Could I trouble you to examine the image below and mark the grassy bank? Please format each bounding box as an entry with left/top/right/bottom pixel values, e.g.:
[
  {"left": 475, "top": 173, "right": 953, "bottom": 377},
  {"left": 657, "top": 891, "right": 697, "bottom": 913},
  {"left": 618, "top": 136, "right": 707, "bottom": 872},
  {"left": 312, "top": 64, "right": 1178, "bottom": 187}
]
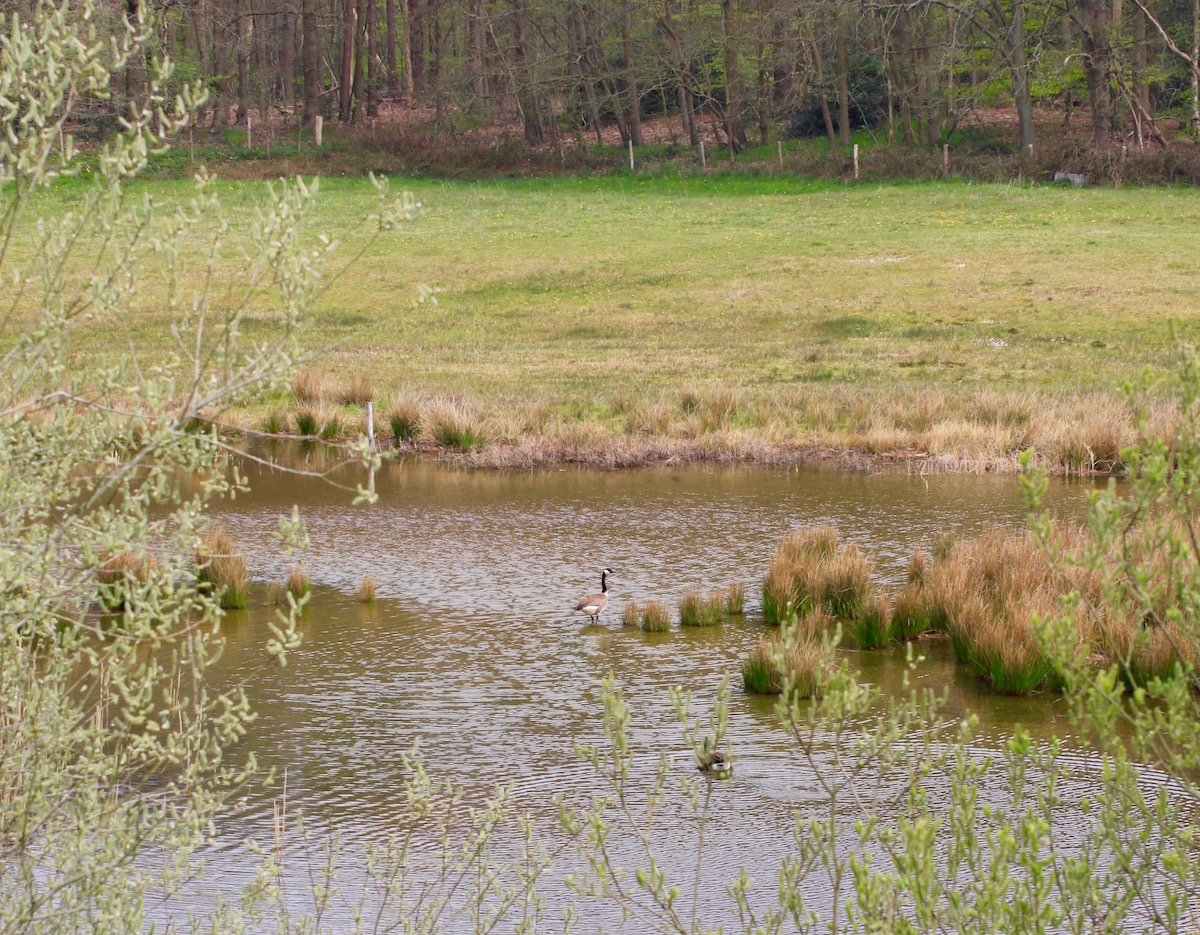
[{"left": 18, "top": 174, "right": 1200, "bottom": 471}]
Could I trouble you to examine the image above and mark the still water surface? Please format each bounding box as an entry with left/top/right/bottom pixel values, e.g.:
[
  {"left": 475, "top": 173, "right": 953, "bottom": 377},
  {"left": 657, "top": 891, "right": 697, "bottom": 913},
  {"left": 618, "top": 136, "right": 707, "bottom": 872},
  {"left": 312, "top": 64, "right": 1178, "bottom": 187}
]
[{"left": 182, "top": 456, "right": 1129, "bottom": 927}]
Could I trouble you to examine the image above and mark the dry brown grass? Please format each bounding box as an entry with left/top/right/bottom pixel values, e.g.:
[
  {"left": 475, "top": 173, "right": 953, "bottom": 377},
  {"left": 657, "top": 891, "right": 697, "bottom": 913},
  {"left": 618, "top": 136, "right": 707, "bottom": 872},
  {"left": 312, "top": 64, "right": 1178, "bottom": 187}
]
[
  {"left": 292, "top": 369, "right": 330, "bottom": 406},
  {"left": 743, "top": 628, "right": 829, "bottom": 698},
  {"left": 640, "top": 600, "right": 671, "bottom": 632},
  {"left": 924, "top": 526, "right": 1098, "bottom": 692},
  {"left": 725, "top": 582, "right": 746, "bottom": 615},
  {"left": 286, "top": 564, "right": 312, "bottom": 599},
  {"left": 358, "top": 575, "right": 377, "bottom": 603},
  {"left": 620, "top": 600, "right": 641, "bottom": 628},
  {"left": 196, "top": 526, "right": 249, "bottom": 610},
  {"left": 762, "top": 527, "right": 874, "bottom": 624},
  {"left": 341, "top": 375, "right": 375, "bottom": 407}
]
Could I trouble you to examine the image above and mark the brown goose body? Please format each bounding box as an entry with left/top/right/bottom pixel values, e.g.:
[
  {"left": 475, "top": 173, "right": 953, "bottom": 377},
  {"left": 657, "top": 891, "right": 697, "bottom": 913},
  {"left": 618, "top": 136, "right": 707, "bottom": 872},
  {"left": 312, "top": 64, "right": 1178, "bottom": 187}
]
[{"left": 574, "top": 568, "right": 613, "bottom": 623}]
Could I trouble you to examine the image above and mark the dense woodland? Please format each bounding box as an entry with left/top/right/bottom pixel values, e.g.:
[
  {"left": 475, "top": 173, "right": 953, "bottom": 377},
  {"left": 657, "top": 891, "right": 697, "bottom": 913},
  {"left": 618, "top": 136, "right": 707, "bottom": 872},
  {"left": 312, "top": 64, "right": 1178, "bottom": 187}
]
[{"left": 38, "top": 0, "right": 1200, "bottom": 157}]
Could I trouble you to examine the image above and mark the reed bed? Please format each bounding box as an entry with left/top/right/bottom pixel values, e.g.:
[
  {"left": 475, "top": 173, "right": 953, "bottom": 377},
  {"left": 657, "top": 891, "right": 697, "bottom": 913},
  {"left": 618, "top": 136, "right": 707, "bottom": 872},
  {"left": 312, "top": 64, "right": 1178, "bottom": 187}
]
[
  {"left": 639, "top": 601, "right": 671, "bottom": 632},
  {"left": 358, "top": 576, "right": 377, "bottom": 603},
  {"left": 678, "top": 590, "right": 724, "bottom": 627},
  {"left": 196, "top": 526, "right": 249, "bottom": 610},
  {"left": 920, "top": 527, "right": 1097, "bottom": 693},
  {"left": 620, "top": 600, "right": 641, "bottom": 628}
]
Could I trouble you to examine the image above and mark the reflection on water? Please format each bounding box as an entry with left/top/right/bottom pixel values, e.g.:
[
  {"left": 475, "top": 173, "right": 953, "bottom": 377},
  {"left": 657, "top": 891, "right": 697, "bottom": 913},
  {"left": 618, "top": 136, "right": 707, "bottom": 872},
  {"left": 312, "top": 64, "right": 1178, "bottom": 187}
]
[{"left": 187, "top": 456, "right": 1115, "bottom": 926}]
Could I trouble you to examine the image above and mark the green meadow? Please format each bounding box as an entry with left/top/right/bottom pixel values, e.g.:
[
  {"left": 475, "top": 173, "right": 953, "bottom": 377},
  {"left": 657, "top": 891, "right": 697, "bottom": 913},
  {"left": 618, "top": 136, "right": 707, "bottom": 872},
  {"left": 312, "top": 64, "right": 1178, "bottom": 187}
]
[{"left": 22, "top": 174, "right": 1200, "bottom": 468}]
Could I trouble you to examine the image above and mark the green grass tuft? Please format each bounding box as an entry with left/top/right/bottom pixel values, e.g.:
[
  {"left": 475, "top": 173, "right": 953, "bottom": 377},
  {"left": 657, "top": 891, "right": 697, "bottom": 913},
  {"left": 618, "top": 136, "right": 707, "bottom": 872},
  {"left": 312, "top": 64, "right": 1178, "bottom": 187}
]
[{"left": 678, "top": 590, "right": 724, "bottom": 627}]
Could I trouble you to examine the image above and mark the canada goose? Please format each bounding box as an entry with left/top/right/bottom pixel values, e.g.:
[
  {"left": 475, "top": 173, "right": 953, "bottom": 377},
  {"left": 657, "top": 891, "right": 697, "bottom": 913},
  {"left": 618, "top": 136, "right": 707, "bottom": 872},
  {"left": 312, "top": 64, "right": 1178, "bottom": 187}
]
[
  {"left": 574, "top": 568, "right": 614, "bottom": 623},
  {"left": 696, "top": 737, "right": 732, "bottom": 778}
]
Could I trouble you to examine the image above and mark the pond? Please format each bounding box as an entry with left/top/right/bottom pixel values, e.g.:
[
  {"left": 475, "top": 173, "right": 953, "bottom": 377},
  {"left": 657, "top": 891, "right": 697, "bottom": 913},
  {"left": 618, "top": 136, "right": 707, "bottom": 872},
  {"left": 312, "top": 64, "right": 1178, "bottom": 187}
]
[{"left": 178, "top": 454, "right": 1119, "bottom": 928}]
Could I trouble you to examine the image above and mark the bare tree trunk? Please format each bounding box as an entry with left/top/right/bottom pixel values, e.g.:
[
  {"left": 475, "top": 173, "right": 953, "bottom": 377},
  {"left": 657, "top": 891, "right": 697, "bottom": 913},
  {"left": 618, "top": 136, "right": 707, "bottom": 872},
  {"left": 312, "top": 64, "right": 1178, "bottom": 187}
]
[
  {"left": 431, "top": 0, "right": 444, "bottom": 124},
  {"left": 340, "top": 0, "right": 357, "bottom": 120},
  {"left": 400, "top": 0, "right": 415, "bottom": 103},
  {"left": 282, "top": 5, "right": 296, "bottom": 109},
  {"left": 210, "top": 6, "right": 233, "bottom": 136},
  {"left": 301, "top": 0, "right": 322, "bottom": 125},
  {"left": 721, "top": 0, "right": 747, "bottom": 152},
  {"left": 1078, "top": 0, "right": 1113, "bottom": 148},
  {"left": 408, "top": 0, "right": 424, "bottom": 96},
  {"left": 237, "top": 0, "right": 253, "bottom": 124},
  {"left": 510, "top": 0, "right": 545, "bottom": 144},
  {"left": 350, "top": 0, "right": 367, "bottom": 121},
  {"left": 468, "top": 0, "right": 486, "bottom": 107},
  {"left": 256, "top": 0, "right": 272, "bottom": 130},
  {"left": 836, "top": 10, "right": 851, "bottom": 146},
  {"left": 1194, "top": 0, "right": 1200, "bottom": 136},
  {"left": 386, "top": 0, "right": 399, "bottom": 94},
  {"left": 123, "top": 0, "right": 143, "bottom": 109},
  {"left": 568, "top": 6, "right": 603, "bottom": 142},
  {"left": 623, "top": 0, "right": 643, "bottom": 146},
  {"left": 1132, "top": 3, "right": 1148, "bottom": 120},
  {"left": 367, "top": 0, "right": 379, "bottom": 115},
  {"left": 814, "top": 39, "right": 838, "bottom": 152},
  {"left": 1009, "top": 0, "right": 1035, "bottom": 152}
]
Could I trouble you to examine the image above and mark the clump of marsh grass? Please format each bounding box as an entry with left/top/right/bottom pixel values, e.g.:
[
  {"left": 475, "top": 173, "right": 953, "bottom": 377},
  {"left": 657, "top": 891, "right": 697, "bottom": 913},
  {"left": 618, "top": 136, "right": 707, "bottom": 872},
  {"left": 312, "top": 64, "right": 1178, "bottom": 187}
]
[
  {"left": 358, "top": 576, "right": 377, "bottom": 603},
  {"left": 640, "top": 601, "right": 671, "bottom": 632},
  {"left": 889, "top": 550, "right": 934, "bottom": 641},
  {"left": 428, "top": 401, "right": 485, "bottom": 452},
  {"left": 742, "top": 620, "right": 831, "bottom": 698},
  {"left": 292, "top": 369, "right": 329, "bottom": 405},
  {"left": 620, "top": 600, "right": 641, "bottom": 628},
  {"left": 196, "top": 526, "right": 249, "bottom": 610},
  {"left": 262, "top": 408, "right": 289, "bottom": 436},
  {"left": 1034, "top": 394, "right": 1132, "bottom": 474},
  {"left": 265, "top": 582, "right": 285, "bottom": 605},
  {"left": 761, "top": 526, "right": 874, "bottom": 624},
  {"left": 388, "top": 398, "right": 423, "bottom": 443},
  {"left": 847, "top": 593, "right": 892, "bottom": 649},
  {"left": 319, "top": 408, "right": 342, "bottom": 439},
  {"left": 294, "top": 407, "right": 319, "bottom": 437},
  {"left": 97, "top": 553, "right": 159, "bottom": 611},
  {"left": 923, "top": 526, "right": 1099, "bottom": 693},
  {"left": 725, "top": 582, "right": 746, "bottom": 615},
  {"left": 286, "top": 564, "right": 312, "bottom": 599},
  {"left": 341, "top": 375, "right": 375, "bottom": 407},
  {"left": 678, "top": 589, "right": 724, "bottom": 627}
]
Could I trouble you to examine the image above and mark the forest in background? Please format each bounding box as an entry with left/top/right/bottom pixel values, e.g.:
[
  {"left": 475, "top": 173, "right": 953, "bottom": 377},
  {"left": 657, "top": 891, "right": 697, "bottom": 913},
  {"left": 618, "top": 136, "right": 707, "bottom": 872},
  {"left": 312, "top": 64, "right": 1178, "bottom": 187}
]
[{"left": 55, "top": 0, "right": 1200, "bottom": 167}]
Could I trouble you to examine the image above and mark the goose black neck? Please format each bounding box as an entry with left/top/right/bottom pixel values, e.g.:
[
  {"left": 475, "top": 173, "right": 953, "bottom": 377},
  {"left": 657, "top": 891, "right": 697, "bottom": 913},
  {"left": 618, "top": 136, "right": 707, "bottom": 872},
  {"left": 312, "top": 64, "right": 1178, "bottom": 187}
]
[{"left": 600, "top": 571, "right": 608, "bottom": 592}]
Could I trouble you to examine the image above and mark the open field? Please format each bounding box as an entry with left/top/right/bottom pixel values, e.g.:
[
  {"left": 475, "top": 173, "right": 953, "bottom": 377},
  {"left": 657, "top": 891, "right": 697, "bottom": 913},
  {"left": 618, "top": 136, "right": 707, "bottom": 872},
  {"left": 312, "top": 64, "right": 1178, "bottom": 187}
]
[{"left": 17, "top": 174, "right": 1200, "bottom": 470}]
